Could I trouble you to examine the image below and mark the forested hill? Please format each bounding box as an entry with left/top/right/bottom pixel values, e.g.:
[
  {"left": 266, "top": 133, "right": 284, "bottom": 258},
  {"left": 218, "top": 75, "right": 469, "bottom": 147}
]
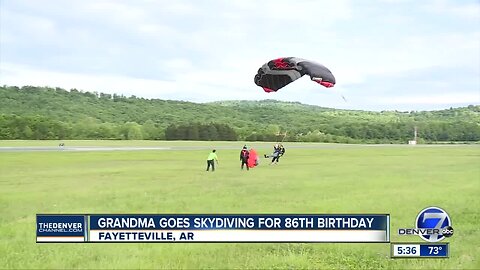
[{"left": 1, "top": 85, "right": 479, "bottom": 143}]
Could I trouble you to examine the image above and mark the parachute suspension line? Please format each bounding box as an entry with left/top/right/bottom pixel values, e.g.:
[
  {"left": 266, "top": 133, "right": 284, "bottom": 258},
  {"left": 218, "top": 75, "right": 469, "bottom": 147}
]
[
  {"left": 276, "top": 131, "right": 287, "bottom": 142},
  {"left": 275, "top": 131, "right": 287, "bottom": 142},
  {"left": 332, "top": 88, "right": 347, "bottom": 103},
  {"left": 281, "top": 131, "right": 287, "bottom": 143}
]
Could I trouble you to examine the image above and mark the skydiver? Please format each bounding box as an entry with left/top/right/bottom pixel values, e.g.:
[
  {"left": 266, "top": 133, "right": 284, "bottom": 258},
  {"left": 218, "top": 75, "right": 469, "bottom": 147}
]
[
  {"left": 264, "top": 144, "right": 281, "bottom": 165},
  {"left": 273, "top": 144, "right": 286, "bottom": 164}
]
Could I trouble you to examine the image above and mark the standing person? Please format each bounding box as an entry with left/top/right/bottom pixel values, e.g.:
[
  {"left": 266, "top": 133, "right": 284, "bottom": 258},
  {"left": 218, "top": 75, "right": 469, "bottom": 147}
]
[
  {"left": 206, "top": 149, "right": 218, "bottom": 172},
  {"left": 240, "top": 146, "right": 250, "bottom": 170}
]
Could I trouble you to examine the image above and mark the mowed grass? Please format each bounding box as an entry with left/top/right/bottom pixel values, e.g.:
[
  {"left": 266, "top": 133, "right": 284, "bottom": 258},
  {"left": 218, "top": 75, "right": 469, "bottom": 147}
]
[{"left": 0, "top": 141, "right": 479, "bottom": 269}]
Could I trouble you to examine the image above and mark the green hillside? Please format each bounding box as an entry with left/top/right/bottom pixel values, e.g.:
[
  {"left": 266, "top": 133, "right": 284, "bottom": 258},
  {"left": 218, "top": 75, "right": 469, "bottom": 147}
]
[{"left": 1, "top": 85, "right": 479, "bottom": 142}]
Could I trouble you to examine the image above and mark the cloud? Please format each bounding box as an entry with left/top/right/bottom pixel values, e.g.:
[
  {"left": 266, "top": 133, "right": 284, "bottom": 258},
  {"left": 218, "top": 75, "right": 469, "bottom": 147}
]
[
  {"left": 0, "top": 0, "right": 479, "bottom": 111},
  {"left": 422, "top": 0, "right": 480, "bottom": 20},
  {"left": 0, "top": 63, "right": 176, "bottom": 97},
  {"left": 0, "top": 9, "right": 58, "bottom": 44}
]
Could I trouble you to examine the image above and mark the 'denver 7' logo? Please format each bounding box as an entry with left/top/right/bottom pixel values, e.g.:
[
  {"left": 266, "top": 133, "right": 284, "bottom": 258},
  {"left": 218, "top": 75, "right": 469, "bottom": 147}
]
[{"left": 416, "top": 207, "right": 454, "bottom": 242}]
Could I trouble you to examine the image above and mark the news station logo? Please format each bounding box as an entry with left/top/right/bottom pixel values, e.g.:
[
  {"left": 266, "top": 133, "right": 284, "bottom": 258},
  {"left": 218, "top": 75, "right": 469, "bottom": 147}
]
[
  {"left": 37, "top": 215, "right": 87, "bottom": 242},
  {"left": 398, "top": 207, "right": 454, "bottom": 242}
]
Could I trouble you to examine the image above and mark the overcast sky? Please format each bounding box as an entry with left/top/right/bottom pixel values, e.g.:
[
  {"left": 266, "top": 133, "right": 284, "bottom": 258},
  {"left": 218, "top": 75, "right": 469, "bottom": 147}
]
[{"left": 1, "top": 0, "right": 479, "bottom": 111}]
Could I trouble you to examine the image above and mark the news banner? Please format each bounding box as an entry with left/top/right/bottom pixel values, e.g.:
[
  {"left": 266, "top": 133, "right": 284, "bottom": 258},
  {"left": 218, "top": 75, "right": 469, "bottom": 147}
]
[
  {"left": 37, "top": 214, "right": 389, "bottom": 243},
  {"left": 37, "top": 207, "right": 453, "bottom": 259}
]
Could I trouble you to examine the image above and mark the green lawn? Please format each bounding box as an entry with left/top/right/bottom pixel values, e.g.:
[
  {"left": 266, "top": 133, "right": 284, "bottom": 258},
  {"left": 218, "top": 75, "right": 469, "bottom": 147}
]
[{"left": 1, "top": 141, "right": 479, "bottom": 269}]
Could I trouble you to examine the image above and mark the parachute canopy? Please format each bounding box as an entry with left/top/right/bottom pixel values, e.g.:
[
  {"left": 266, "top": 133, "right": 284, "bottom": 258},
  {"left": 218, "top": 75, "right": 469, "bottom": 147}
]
[
  {"left": 254, "top": 57, "right": 336, "bottom": 93},
  {"left": 247, "top": 148, "right": 258, "bottom": 168}
]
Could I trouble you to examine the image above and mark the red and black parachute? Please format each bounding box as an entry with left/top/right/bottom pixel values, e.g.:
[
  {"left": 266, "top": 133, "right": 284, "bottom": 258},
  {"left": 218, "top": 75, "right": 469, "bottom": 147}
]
[{"left": 254, "top": 57, "right": 336, "bottom": 92}]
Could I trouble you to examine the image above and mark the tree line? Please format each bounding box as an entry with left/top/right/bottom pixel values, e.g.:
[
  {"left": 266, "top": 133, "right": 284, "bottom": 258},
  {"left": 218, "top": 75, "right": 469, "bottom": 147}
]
[
  {"left": 165, "top": 123, "right": 237, "bottom": 141},
  {"left": 1, "top": 85, "right": 479, "bottom": 143}
]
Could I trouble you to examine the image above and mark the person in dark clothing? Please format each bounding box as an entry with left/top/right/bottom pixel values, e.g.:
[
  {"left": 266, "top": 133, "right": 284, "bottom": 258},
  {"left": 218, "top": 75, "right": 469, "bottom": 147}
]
[
  {"left": 240, "top": 145, "right": 250, "bottom": 170},
  {"left": 264, "top": 144, "right": 280, "bottom": 165},
  {"left": 273, "top": 144, "right": 286, "bottom": 164},
  {"left": 264, "top": 144, "right": 285, "bottom": 165}
]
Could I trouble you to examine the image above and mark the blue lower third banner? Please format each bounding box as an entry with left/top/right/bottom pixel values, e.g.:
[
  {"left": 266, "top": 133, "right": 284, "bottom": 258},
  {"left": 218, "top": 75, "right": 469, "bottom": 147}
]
[
  {"left": 37, "top": 214, "right": 390, "bottom": 243},
  {"left": 90, "top": 214, "right": 389, "bottom": 243},
  {"left": 36, "top": 215, "right": 87, "bottom": 242}
]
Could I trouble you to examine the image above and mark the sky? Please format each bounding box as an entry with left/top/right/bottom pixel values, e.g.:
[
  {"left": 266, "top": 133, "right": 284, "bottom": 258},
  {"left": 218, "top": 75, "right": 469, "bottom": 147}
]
[{"left": 0, "top": 0, "right": 479, "bottom": 111}]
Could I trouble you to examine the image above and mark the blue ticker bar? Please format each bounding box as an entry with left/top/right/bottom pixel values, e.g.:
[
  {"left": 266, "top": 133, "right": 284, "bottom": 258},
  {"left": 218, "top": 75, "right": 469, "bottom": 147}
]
[{"left": 420, "top": 244, "right": 448, "bottom": 257}]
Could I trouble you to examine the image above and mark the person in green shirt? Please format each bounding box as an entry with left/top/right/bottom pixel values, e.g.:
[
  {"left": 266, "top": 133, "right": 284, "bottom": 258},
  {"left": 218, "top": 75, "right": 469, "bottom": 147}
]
[{"left": 206, "top": 149, "right": 219, "bottom": 171}]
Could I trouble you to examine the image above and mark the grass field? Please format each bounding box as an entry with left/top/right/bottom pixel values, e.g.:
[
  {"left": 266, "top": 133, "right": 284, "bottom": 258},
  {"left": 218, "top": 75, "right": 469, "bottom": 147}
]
[{"left": 1, "top": 141, "right": 479, "bottom": 269}]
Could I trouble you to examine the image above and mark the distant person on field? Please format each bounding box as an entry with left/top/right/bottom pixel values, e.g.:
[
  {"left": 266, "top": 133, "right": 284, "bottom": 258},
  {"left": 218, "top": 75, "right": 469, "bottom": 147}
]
[
  {"left": 206, "top": 149, "right": 219, "bottom": 172},
  {"left": 240, "top": 145, "right": 250, "bottom": 170}
]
